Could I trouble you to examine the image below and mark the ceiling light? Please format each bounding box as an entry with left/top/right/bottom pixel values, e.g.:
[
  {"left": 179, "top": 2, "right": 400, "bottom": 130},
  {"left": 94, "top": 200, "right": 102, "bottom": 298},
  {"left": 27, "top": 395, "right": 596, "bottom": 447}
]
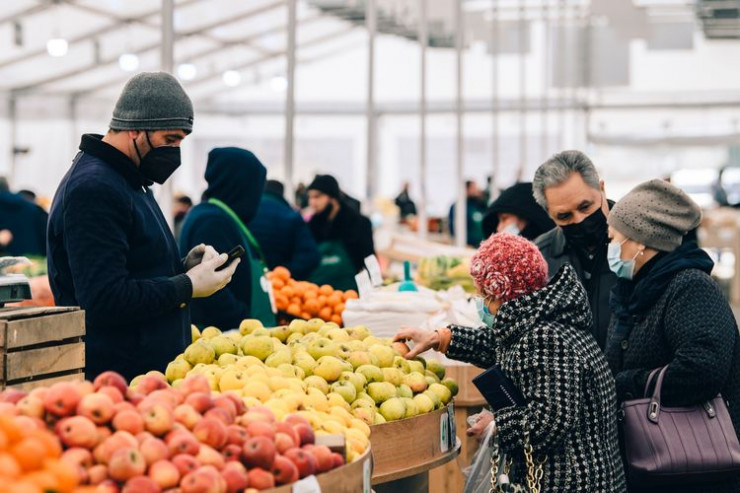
[
  {"left": 177, "top": 63, "right": 197, "bottom": 81},
  {"left": 270, "top": 75, "right": 288, "bottom": 92},
  {"left": 47, "top": 38, "right": 68, "bottom": 57},
  {"left": 222, "top": 70, "right": 242, "bottom": 87},
  {"left": 118, "top": 53, "right": 140, "bottom": 72}
]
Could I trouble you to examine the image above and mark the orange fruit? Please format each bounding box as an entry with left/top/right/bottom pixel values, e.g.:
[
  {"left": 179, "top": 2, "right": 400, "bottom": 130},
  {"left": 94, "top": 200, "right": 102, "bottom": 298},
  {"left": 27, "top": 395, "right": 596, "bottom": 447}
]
[
  {"left": 287, "top": 304, "right": 302, "bottom": 317},
  {"left": 44, "top": 459, "right": 79, "bottom": 492},
  {"left": 281, "top": 286, "right": 295, "bottom": 300},
  {"left": 304, "top": 299, "right": 320, "bottom": 315},
  {"left": 0, "top": 452, "right": 21, "bottom": 478},
  {"left": 318, "top": 307, "right": 333, "bottom": 321},
  {"left": 266, "top": 272, "right": 275, "bottom": 280},
  {"left": 275, "top": 294, "right": 289, "bottom": 311},
  {"left": 0, "top": 416, "right": 24, "bottom": 444},
  {"left": 331, "top": 315, "right": 343, "bottom": 326},
  {"left": 7, "top": 480, "right": 43, "bottom": 493},
  {"left": 0, "top": 429, "right": 9, "bottom": 450},
  {"left": 344, "top": 290, "right": 359, "bottom": 300},
  {"left": 274, "top": 266, "right": 291, "bottom": 281},
  {"left": 10, "top": 437, "right": 47, "bottom": 472},
  {"left": 317, "top": 296, "right": 327, "bottom": 309},
  {"left": 272, "top": 279, "right": 285, "bottom": 290},
  {"left": 290, "top": 297, "right": 301, "bottom": 307},
  {"left": 300, "top": 312, "right": 312, "bottom": 320},
  {"left": 334, "top": 303, "right": 345, "bottom": 315},
  {"left": 326, "top": 294, "right": 342, "bottom": 308},
  {"left": 303, "top": 290, "right": 317, "bottom": 301},
  {"left": 292, "top": 284, "right": 305, "bottom": 299},
  {"left": 23, "top": 470, "right": 59, "bottom": 491},
  {"left": 319, "top": 285, "right": 333, "bottom": 296},
  {"left": 27, "top": 431, "right": 61, "bottom": 459}
]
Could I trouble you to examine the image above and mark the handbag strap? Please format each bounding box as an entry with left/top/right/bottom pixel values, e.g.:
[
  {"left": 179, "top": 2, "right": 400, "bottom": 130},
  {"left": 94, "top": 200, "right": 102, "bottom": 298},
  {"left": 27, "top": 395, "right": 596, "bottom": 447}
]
[
  {"left": 643, "top": 368, "right": 663, "bottom": 397},
  {"left": 647, "top": 366, "right": 669, "bottom": 423}
]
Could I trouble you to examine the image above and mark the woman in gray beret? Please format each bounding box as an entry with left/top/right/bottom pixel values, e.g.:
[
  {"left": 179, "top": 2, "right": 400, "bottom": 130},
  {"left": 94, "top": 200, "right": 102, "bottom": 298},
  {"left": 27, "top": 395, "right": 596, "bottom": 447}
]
[{"left": 606, "top": 179, "right": 740, "bottom": 493}]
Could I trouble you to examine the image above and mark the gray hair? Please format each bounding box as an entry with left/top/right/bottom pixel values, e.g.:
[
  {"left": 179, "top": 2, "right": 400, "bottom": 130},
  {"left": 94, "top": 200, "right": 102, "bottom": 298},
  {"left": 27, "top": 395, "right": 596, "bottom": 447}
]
[{"left": 532, "top": 150, "right": 601, "bottom": 209}]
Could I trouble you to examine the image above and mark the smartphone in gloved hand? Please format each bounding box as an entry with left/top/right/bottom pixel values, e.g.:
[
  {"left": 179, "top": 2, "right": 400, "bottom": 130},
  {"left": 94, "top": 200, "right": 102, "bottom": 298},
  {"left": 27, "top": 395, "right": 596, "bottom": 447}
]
[{"left": 216, "top": 245, "right": 245, "bottom": 272}]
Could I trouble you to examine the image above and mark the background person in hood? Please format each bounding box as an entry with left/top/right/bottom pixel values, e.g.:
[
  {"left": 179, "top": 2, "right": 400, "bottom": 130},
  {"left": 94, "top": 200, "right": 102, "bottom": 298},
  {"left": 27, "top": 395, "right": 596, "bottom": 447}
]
[
  {"left": 448, "top": 180, "right": 487, "bottom": 247},
  {"left": 179, "top": 147, "right": 276, "bottom": 329},
  {"left": 248, "top": 179, "right": 320, "bottom": 280},
  {"left": 307, "top": 174, "right": 375, "bottom": 291},
  {"left": 0, "top": 176, "right": 47, "bottom": 257},
  {"left": 532, "top": 150, "right": 616, "bottom": 349},
  {"left": 482, "top": 182, "right": 555, "bottom": 240}
]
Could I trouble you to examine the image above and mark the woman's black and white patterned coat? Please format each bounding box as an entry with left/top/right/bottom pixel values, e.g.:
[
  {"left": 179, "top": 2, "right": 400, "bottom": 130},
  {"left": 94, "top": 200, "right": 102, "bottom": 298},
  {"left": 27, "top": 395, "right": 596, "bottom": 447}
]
[{"left": 448, "top": 264, "right": 626, "bottom": 493}]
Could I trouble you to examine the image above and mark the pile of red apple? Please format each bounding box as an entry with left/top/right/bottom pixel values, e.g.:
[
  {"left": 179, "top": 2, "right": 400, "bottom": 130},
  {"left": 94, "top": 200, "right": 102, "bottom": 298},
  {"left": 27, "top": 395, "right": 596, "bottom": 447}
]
[{"left": 0, "top": 371, "right": 348, "bottom": 493}]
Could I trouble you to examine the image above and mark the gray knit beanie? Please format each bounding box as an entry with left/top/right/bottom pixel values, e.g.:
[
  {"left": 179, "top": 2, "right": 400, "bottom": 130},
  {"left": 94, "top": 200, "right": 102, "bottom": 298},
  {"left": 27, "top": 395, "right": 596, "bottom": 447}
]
[
  {"left": 608, "top": 179, "right": 702, "bottom": 252},
  {"left": 110, "top": 72, "right": 193, "bottom": 133}
]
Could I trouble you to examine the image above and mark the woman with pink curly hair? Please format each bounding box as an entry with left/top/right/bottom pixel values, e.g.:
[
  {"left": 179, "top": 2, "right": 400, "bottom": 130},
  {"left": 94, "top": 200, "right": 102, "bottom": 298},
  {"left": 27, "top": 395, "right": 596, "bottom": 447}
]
[{"left": 395, "top": 233, "right": 625, "bottom": 492}]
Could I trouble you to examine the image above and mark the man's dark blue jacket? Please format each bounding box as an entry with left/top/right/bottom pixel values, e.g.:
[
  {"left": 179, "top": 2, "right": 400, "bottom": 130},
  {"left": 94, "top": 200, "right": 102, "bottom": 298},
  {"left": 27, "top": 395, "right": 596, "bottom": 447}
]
[
  {"left": 0, "top": 191, "right": 47, "bottom": 257},
  {"left": 248, "top": 191, "right": 320, "bottom": 280},
  {"left": 47, "top": 134, "right": 192, "bottom": 381},
  {"left": 179, "top": 147, "right": 265, "bottom": 330}
]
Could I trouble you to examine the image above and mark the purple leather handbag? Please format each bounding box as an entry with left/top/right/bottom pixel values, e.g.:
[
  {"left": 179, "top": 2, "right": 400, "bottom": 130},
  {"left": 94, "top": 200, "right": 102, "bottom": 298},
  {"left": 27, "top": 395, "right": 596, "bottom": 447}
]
[{"left": 621, "top": 366, "right": 740, "bottom": 485}]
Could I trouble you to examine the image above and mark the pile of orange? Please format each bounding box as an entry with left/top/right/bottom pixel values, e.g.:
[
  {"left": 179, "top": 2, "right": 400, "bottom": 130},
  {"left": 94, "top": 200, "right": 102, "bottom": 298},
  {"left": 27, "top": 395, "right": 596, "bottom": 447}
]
[
  {"left": 0, "top": 413, "right": 79, "bottom": 493},
  {"left": 268, "top": 267, "right": 359, "bottom": 325}
]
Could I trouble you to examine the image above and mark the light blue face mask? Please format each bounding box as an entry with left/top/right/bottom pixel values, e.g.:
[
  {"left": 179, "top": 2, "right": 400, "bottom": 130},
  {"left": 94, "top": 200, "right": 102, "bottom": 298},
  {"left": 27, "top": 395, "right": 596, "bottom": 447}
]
[
  {"left": 607, "top": 240, "right": 639, "bottom": 280},
  {"left": 501, "top": 222, "right": 521, "bottom": 236},
  {"left": 475, "top": 297, "right": 497, "bottom": 327}
]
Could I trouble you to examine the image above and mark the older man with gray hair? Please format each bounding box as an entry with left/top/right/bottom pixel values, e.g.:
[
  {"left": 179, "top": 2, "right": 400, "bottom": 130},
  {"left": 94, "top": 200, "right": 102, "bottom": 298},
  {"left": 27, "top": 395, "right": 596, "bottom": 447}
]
[{"left": 532, "top": 150, "right": 617, "bottom": 349}]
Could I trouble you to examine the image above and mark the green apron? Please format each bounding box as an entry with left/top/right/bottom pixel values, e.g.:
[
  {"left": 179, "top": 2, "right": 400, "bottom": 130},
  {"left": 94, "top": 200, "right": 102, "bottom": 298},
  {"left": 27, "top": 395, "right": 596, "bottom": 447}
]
[
  {"left": 308, "top": 240, "right": 358, "bottom": 292},
  {"left": 208, "top": 198, "right": 276, "bottom": 327}
]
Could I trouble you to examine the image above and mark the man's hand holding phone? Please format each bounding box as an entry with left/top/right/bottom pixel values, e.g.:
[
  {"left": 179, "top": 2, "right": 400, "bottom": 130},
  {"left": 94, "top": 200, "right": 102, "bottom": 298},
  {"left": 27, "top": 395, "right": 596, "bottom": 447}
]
[{"left": 186, "top": 246, "right": 242, "bottom": 298}]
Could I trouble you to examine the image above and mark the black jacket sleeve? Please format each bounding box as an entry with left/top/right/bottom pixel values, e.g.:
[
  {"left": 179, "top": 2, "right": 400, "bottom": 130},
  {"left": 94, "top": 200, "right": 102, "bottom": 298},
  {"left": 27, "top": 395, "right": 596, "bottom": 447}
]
[
  {"left": 345, "top": 216, "right": 375, "bottom": 272},
  {"left": 446, "top": 324, "right": 498, "bottom": 369},
  {"left": 182, "top": 214, "right": 251, "bottom": 329},
  {"left": 62, "top": 181, "right": 191, "bottom": 329}
]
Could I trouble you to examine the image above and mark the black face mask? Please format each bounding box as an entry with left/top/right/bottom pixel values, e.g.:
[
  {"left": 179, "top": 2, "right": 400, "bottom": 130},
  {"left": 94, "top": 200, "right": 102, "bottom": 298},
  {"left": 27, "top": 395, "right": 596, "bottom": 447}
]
[
  {"left": 561, "top": 205, "right": 608, "bottom": 252},
  {"left": 134, "top": 132, "right": 181, "bottom": 185}
]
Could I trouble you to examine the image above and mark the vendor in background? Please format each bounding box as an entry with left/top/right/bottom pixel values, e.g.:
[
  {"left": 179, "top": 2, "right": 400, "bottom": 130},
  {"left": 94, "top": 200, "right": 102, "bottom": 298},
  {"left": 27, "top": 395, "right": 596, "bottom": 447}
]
[
  {"left": 532, "top": 150, "right": 616, "bottom": 349},
  {"left": 180, "top": 148, "right": 276, "bottom": 329},
  {"left": 394, "top": 181, "right": 417, "bottom": 220},
  {"left": 48, "top": 73, "right": 238, "bottom": 381},
  {"left": 248, "top": 179, "right": 320, "bottom": 280},
  {"left": 395, "top": 234, "right": 626, "bottom": 492},
  {"left": 0, "top": 177, "right": 48, "bottom": 257},
  {"left": 482, "top": 181, "right": 555, "bottom": 240},
  {"left": 307, "top": 174, "right": 375, "bottom": 291},
  {"left": 173, "top": 194, "right": 192, "bottom": 240},
  {"left": 449, "top": 180, "right": 486, "bottom": 247}
]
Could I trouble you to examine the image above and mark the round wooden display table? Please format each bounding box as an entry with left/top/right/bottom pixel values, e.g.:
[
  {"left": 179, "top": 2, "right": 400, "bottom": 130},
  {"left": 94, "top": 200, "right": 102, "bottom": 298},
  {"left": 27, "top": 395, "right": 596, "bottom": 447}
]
[
  {"left": 429, "top": 364, "right": 487, "bottom": 493},
  {"left": 371, "top": 405, "right": 461, "bottom": 493},
  {"left": 266, "top": 446, "right": 372, "bottom": 493}
]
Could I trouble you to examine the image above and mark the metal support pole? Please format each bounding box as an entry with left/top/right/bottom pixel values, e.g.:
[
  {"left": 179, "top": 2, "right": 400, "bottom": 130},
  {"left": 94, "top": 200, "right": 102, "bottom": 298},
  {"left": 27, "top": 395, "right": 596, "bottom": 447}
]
[
  {"left": 541, "top": 0, "right": 549, "bottom": 160},
  {"left": 559, "top": 0, "right": 567, "bottom": 149},
  {"left": 160, "top": 0, "right": 175, "bottom": 230},
  {"left": 8, "top": 96, "right": 17, "bottom": 188},
  {"left": 454, "top": 0, "right": 466, "bottom": 248},
  {"left": 418, "top": 0, "right": 428, "bottom": 240},
  {"left": 491, "top": 0, "right": 500, "bottom": 201},
  {"left": 285, "top": 0, "right": 297, "bottom": 203},
  {"left": 517, "top": 0, "right": 527, "bottom": 181},
  {"left": 366, "top": 0, "right": 376, "bottom": 202}
]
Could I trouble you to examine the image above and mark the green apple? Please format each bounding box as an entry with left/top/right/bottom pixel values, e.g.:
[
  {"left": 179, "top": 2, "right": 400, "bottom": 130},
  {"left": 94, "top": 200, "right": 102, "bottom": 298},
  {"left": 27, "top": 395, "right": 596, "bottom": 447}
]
[
  {"left": 401, "top": 398, "right": 419, "bottom": 418},
  {"left": 165, "top": 359, "right": 191, "bottom": 383},
  {"left": 252, "top": 328, "right": 270, "bottom": 337},
  {"left": 356, "top": 365, "right": 384, "bottom": 384},
  {"left": 367, "top": 382, "right": 397, "bottom": 404},
  {"left": 336, "top": 343, "right": 353, "bottom": 360},
  {"left": 330, "top": 381, "right": 357, "bottom": 404},
  {"left": 313, "top": 356, "right": 346, "bottom": 382},
  {"left": 392, "top": 356, "right": 411, "bottom": 374},
  {"left": 396, "top": 384, "right": 413, "bottom": 399},
  {"left": 339, "top": 371, "right": 366, "bottom": 394},
  {"left": 351, "top": 395, "right": 375, "bottom": 409},
  {"left": 305, "top": 318, "right": 324, "bottom": 333},
  {"left": 289, "top": 319, "right": 309, "bottom": 334},
  {"left": 217, "top": 353, "right": 239, "bottom": 367},
  {"left": 347, "top": 340, "right": 367, "bottom": 351},
  {"left": 381, "top": 368, "right": 403, "bottom": 387},
  {"left": 235, "top": 355, "right": 263, "bottom": 369},
  {"left": 327, "top": 328, "right": 351, "bottom": 342},
  {"left": 363, "top": 336, "right": 386, "bottom": 347},
  {"left": 347, "top": 351, "right": 373, "bottom": 370},
  {"left": 428, "top": 383, "right": 453, "bottom": 405},
  {"left": 407, "top": 359, "right": 425, "bottom": 374},
  {"left": 294, "top": 356, "right": 317, "bottom": 376},
  {"left": 347, "top": 325, "right": 371, "bottom": 341},
  {"left": 241, "top": 335, "right": 275, "bottom": 361},
  {"left": 200, "top": 326, "right": 222, "bottom": 339},
  {"left": 265, "top": 348, "right": 292, "bottom": 368},
  {"left": 210, "top": 336, "right": 238, "bottom": 358},
  {"left": 413, "top": 393, "right": 435, "bottom": 414},
  {"left": 277, "top": 363, "right": 303, "bottom": 379},
  {"left": 191, "top": 325, "right": 201, "bottom": 343},
  {"left": 307, "top": 338, "right": 338, "bottom": 361},
  {"left": 423, "top": 389, "right": 442, "bottom": 409},
  {"left": 442, "top": 378, "right": 459, "bottom": 397},
  {"left": 369, "top": 345, "right": 395, "bottom": 368},
  {"left": 239, "top": 319, "right": 264, "bottom": 336},
  {"left": 304, "top": 375, "right": 330, "bottom": 395},
  {"left": 404, "top": 372, "right": 429, "bottom": 393},
  {"left": 218, "top": 369, "right": 249, "bottom": 392},
  {"left": 425, "top": 370, "right": 441, "bottom": 383},
  {"left": 373, "top": 412, "right": 387, "bottom": 425},
  {"left": 287, "top": 332, "right": 304, "bottom": 344},
  {"left": 184, "top": 341, "right": 216, "bottom": 365},
  {"left": 379, "top": 397, "right": 406, "bottom": 421},
  {"left": 352, "top": 406, "right": 375, "bottom": 426},
  {"left": 269, "top": 326, "right": 292, "bottom": 343},
  {"left": 426, "top": 359, "right": 446, "bottom": 380}
]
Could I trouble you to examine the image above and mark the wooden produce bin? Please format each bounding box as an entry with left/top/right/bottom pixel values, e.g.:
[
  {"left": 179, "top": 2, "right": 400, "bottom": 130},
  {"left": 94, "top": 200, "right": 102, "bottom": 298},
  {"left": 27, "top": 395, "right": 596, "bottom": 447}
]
[
  {"left": 429, "top": 364, "right": 486, "bottom": 493},
  {"left": 372, "top": 405, "right": 461, "bottom": 493},
  {"left": 266, "top": 446, "right": 372, "bottom": 493},
  {"left": 0, "top": 306, "right": 85, "bottom": 390}
]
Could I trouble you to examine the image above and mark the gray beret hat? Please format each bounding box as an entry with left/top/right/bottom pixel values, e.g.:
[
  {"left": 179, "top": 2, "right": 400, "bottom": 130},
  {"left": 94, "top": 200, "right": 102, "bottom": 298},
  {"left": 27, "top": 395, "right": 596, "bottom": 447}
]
[
  {"left": 608, "top": 179, "right": 702, "bottom": 252},
  {"left": 110, "top": 72, "right": 193, "bottom": 133}
]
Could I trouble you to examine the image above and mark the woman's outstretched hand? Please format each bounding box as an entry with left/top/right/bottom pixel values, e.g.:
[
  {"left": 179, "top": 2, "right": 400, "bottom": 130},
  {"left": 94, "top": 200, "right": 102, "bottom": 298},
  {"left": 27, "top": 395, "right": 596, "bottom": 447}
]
[{"left": 394, "top": 326, "right": 440, "bottom": 359}]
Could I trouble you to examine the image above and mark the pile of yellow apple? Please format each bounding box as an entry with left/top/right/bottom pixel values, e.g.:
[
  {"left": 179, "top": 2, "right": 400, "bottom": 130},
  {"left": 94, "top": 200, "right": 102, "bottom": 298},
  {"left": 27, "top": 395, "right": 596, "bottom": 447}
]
[{"left": 161, "top": 320, "right": 457, "bottom": 459}]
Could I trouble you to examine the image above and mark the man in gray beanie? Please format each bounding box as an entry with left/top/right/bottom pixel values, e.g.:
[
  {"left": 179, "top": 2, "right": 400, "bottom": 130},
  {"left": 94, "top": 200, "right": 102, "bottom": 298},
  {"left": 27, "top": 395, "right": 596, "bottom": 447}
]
[{"left": 47, "top": 72, "right": 239, "bottom": 381}]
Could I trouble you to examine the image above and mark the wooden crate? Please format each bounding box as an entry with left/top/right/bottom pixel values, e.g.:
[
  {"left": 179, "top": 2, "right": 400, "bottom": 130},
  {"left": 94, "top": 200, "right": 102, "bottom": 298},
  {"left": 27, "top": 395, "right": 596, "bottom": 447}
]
[
  {"left": 266, "top": 446, "right": 372, "bottom": 493},
  {"left": 0, "top": 306, "right": 85, "bottom": 390}
]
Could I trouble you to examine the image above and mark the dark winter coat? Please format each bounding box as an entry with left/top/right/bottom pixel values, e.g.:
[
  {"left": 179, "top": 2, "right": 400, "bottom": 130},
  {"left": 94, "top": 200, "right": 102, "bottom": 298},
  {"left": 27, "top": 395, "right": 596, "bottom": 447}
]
[
  {"left": 179, "top": 148, "right": 265, "bottom": 330},
  {"left": 448, "top": 264, "right": 626, "bottom": 492},
  {"left": 606, "top": 242, "right": 740, "bottom": 493},
  {"left": 449, "top": 197, "right": 486, "bottom": 247},
  {"left": 535, "top": 225, "right": 616, "bottom": 349},
  {"left": 248, "top": 191, "right": 320, "bottom": 280},
  {"left": 482, "top": 182, "right": 555, "bottom": 240},
  {"left": 48, "top": 134, "right": 192, "bottom": 381},
  {"left": 308, "top": 202, "right": 375, "bottom": 272},
  {"left": 0, "top": 191, "right": 48, "bottom": 257}
]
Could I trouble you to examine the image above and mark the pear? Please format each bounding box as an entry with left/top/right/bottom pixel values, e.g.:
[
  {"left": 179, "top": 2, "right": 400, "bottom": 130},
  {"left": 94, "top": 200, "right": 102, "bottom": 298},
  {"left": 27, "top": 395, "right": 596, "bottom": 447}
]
[
  {"left": 396, "top": 383, "right": 413, "bottom": 399},
  {"left": 201, "top": 326, "right": 222, "bottom": 339},
  {"left": 217, "top": 353, "right": 239, "bottom": 367},
  {"left": 184, "top": 341, "right": 216, "bottom": 365},
  {"left": 304, "top": 375, "right": 330, "bottom": 395},
  {"left": 313, "top": 356, "right": 346, "bottom": 382},
  {"left": 369, "top": 344, "right": 395, "bottom": 368},
  {"left": 330, "top": 381, "right": 357, "bottom": 404},
  {"left": 241, "top": 335, "right": 274, "bottom": 361},
  {"left": 210, "top": 336, "right": 238, "bottom": 358},
  {"left": 265, "top": 348, "right": 292, "bottom": 368},
  {"left": 428, "top": 383, "right": 453, "bottom": 405},
  {"left": 367, "top": 382, "right": 397, "bottom": 405},
  {"left": 269, "top": 325, "right": 292, "bottom": 343},
  {"left": 239, "top": 319, "right": 264, "bottom": 336},
  {"left": 401, "top": 397, "right": 419, "bottom": 418},
  {"left": 307, "top": 338, "right": 338, "bottom": 361},
  {"left": 413, "top": 393, "right": 435, "bottom": 414},
  {"left": 165, "top": 359, "right": 191, "bottom": 383},
  {"left": 426, "top": 359, "right": 446, "bottom": 380},
  {"left": 382, "top": 368, "right": 403, "bottom": 387},
  {"left": 392, "top": 356, "right": 411, "bottom": 374},
  {"left": 379, "top": 397, "right": 407, "bottom": 421},
  {"left": 356, "top": 365, "right": 384, "bottom": 384},
  {"left": 442, "top": 378, "right": 459, "bottom": 397},
  {"left": 339, "top": 371, "right": 367, "bottom": 394},
  {"left": 191, "top": 325, "right": 201, "bottom": 343}
]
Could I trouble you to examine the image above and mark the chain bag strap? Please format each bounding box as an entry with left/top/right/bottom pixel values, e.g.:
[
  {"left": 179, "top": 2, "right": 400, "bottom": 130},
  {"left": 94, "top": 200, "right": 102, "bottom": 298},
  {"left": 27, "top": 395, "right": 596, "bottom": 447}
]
[{"left": 488, "top": 426, "right": 546, "bottom": 493}]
